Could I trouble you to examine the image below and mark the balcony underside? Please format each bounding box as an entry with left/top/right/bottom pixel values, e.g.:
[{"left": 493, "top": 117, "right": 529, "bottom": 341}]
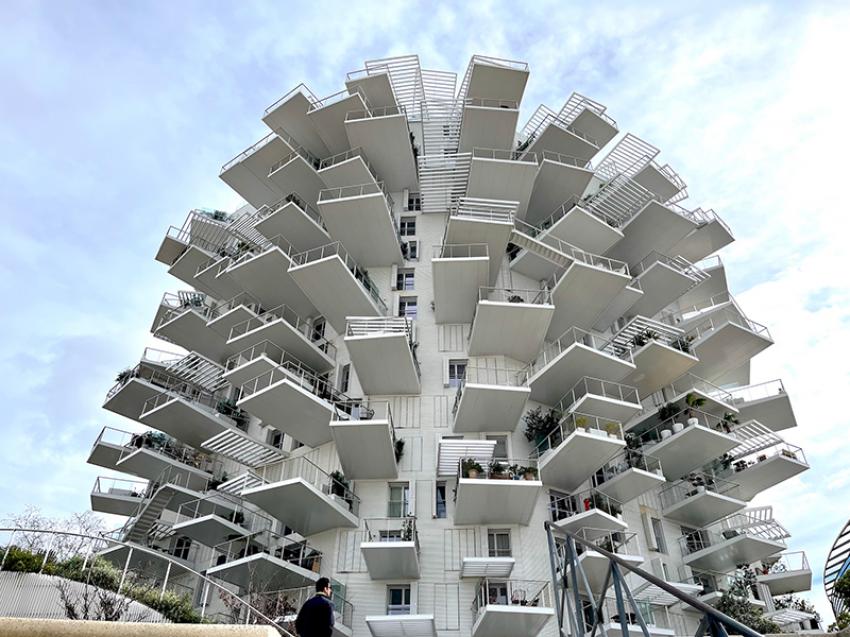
[
  {"left": 689, "top": 321, "right": 773, "bottom": 383},
  {"left": 206, "top": 305, "right": 259, "bottom": 342},
  {"left": 220, "top": 135, "right": 292, "bottom": 208},
  {"left": 602, "top": 622, "right": 674, "bottom": 637},
  {"left": 453, "top": 383, "right": 530, "bottom": 433},
  {"left": 595, "top": 467, "right": 666, "bottom": 503},
  {"left": 267, "top": 155, "right": 326, "bottom": 210},
  {"left": 569, "top": 551, "right": 644, "bottom": 596},
  {"left": 345, "top": 333, "right": 420, "bottom": 395},
  {"left": 629, "top": 263, "right": 698, "bottom": 320},
  {"left": 140, "top": 397, "right": 232, "bottom": 448},
  {"left": 317, "top": 195, "right": 403, "bottom": 268},
  {"left": 454, "top": 478, "right": 541, "bottom": 525},
  {"left": 669, "top": 219, "right": 734, "bottom": 264},
  {"left": 461, "top": 557, "right": 516, "bottom": 578},
  {"left": 344, "top": 113, "right": 418, "bottom": 192},
  {"left": 236, "top": 376, "right": 334, "bottom": 448},
  {"left": 684, "top": 535, "right": 786, "bottom": 572},
  {"left": 207, "top": 552, "right": 319, "bottom": 591},
  {"left": 466, "top": 157, "right": 538, "bottom": 220},
  {"left": 360, "top": 541, "right": 420, "bottom": 580},
  {"left": 528, "top": 345, "right": 635, "bottom": 405},
  {"left": 468, "top": 301, "right": 555, "bottom": 363},
  {"left": 194, "top": 257, "right": 242, "bottom": 300},
  {"left": 547, "top": 263, "right": 632, "bottom": 338},
  {"left": 628, "top": 388, "right": 736, "bottom": 435},
  {"left": 541, "top": 204, "right": 623, "bottom": 255},
  {"left": 571, "top": 109, "right": 618, "bottom": 149},
  {"left": 289, "top": 256, "right": 384, "bottom": 334},
  {"left": 168, "top": 244, "right": 216, "bottom": 289},
  {"left": 345, "top": 73, "right": 396, "bottom": 109},
  {"left": 569, "top": 393, "right": 642, "bottom": 423},
  {"left": 254, "top": 201, "right": 331, "bottom": 252},
  {"left": 262, "top": 91, "right": 329, "bottom": 159},
  {"left": 311, "top": 94, "right": 366, "bottom": 155},
  {"left": 458, "top": 105, "right": 519, "bottom": 153},
  {"left": 116, "top": 447, "right": 212, "bottom": 490},
  {"left": 226, "top": 249, "right": 317, "bottom": 318},
  {"left": 155, "top": 311, "right": 232, "bottom": 362},
  {"left": 662, "top": 491, "right": 746, "bottom": 528},
  {"left": 156, "top": 234, "right": 188, "bottom": 266},
  {"left": 472, "top": 604, "right": 554, "bottom": 637},
  {"left": 633, "top": 163, "right": 682, "bottom": 204},
  {"left": 365, "top": 615, "right": 437, "bottom": 637},
  {"left": 539, "top": 431, "right": 626, "bottom": 493},
  {"left": 526, "top": 123, "right": 597, "bottom": 163},
  {"left": 445, "top": 216, "right": 513, "bottom": 286},
  {"left": 643, "top": 425, "right": 738, "bottom": 481},
  {"left": 734, "top": 393, "right": 798, "bottom": 433},
  {"left": 226, "top": 317, "right": 335, "bottom": 374},
  {"left": 222, "top": 354, "right": 278, "bottom": 388},
  {"left": 102, "top": 378, "right": 169, "bottom": 421},
  {"left": 526, "top": 160, "right": 594, "bottom": 226},
  {"left": 508, "top": 244, "right": 567, "bottom": 282},
  {"left": 591, "top": 285, "right": 644, "bottom": 332},
  {"left": 330, "top": 418, "right": 398, "bottom": 480},
  {"left": 87, "top": 439, "right": 125, "bottom": 472},
  {"left": 90, "top": 492, "right": 144, "bottom": 517},
  {"left": 621, "top": 342, "right": 699, "bottom": 397},
  {"left": 317, "top": 155, "right": 377, "bottom": 190},
  {"left": 730, "top": 455, "right": 809, "bottom": 501},
  {"left": 467, "top": 62, "right": 529, "bottom": 103},
  {"left": 242, "top": 478, "right": 358, "bottom": 536},
  {"left": 607, "top": 202, "right": 699, "bottom": 268},
  {"left": 552, "top": 510, "right": 627, "bottom": 539},
  {"left": 432, "top": 255, "right": 490, "bottom": 324},
  {"left": 171, "top": 514, "right": 249, "bottom": 547},
  {"left": 758, "top": 568, "right": 813, "bottom": 596}
]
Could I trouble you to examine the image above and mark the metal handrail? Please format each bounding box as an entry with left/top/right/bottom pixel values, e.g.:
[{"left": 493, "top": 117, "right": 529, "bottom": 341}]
[
  {"left": 308, "top": 85, "right": 368, "bottom": 112},
  {"left": 472, "top": 579, "right": 551, "bottom": 617},
  {"left": 228, "top": 304, "right": 337, "bottom": 359},
  {"left": 659, "top": 473, "right": 742, "bottom": 509},
  {"left": 717, "top": 441, "right": 808, "bottom": 477},
  {"left": 573, "top": 528, "right": 640, "bottom": 557},
  {"left": 318, "top": 147, "right": 379, "bottom": 182},
  {"left": 642, "top": 373, "right": 734, "bottom": 414},
  {"left": 760, "top": 551, "right": 810, "bottom": 575},
  {"left": 91, "top": 476, "right": 148, "bottom": 499},
  {"left": 472, "top": 147, "right": 537, "bottom": 163},
  {"left": 539, "top": 149, "right": 592, "bottom": 168},
  {"left": 679, "top": 525, "right": 786, "bottom": 557},
  {"left": 633, "top": 407, "right": 738, "bottom": 449},
  {"left": 345, "top": 104, "right": 407, "bottom": 121},
  {"left": 555, "top": 376, "right": 640, "bottom": 415},
  {"left": 207, "top": 291, "right": 263, "bottom": 322},
  {"left": 524, "top": 327, "right": 633, "bottom": 380},
  {"left": 211, "top": 528, "right": 322, "bottom": 574},
  {"left": 252, "top": 192, "right": 326, "bottom": 230},
  {"left": 318, "top": 180, "right": 394, "bottom": 212},
  {"left": 722, "top": 379, "right": 786, "bottom": 405},
  {"left": 457, "top": 457, "right": 539, "bottom": 482},
  {"left": 176, "top": 494, "right": 274, "bottom": 536},
  {"left": 268, "top": 144, "right": 321, "bottom": 176},
  {"left": 632, "top": 251, "right": 708, "bottom": 282},
  {"left": 591, "top": 449, "right": 664, "bottom": 489},
  {"left": 464, "top": 97, "right": 519, "bottom": 109},
  {"left": 432, "top": 243, "right": 489, "bottom": 259},
  {"left": 264, "top": 82, "right": 320, "bottom": 115},
  {"left": 118, "top": 430, "right": 220, "bottom": 476},
  {"left": 252, "top": 585, "right": 354, "bottom": 632},
  {"left": 534, "top": 413, "right": 624, "bottom": 458},
  {"left": 362, "top": 517, "right": 419, "bottom": 553},
  {"left": 225, "top": 339, "right": 314, "bottom": 374},
  {"left": 549, "top": 488, "right": 624, "bottom": 522},
  {"left": 538, "top": 194, "right": 620, "bottom": 231},
  {"left": 254, "top": 455, "right": 361, "bottom": 516},
  {"left": 220, "top": 130, "right": 279, "bottom": 174},
  {"left": 478, "top": 286, "right": 552, "bottom": 305},
  {"left": 682, "top": 307, "right": 772, "bottom": 344}
]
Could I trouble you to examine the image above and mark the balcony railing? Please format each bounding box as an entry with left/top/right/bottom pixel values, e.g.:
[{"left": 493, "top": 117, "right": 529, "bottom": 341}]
[
  {"left": 513, "top": 222, "right": 629, "bottom": 277},
  {"left": 538, "top": 149, "right": 592, "bottom": 169},
  {"left": 228, "top": 304, "right": 336, "bottom": 359},
  {"left": 682, "top": 307, "right": 772, "bottom": 344},
  {"left": 211, "top": 529, "right": 323, "bottom": 574},
  {"left": 225, "top": 341, "right": 319, "bottom": 378},
  {"left": 573, "top": 528, "right": 640, "bottom": 557},
  {"left": 525, "top": 327, "right": 634, "bottom": 379},
  {"left": 290, "top": 241, "right": 388, "bottom": 314},
  {"left": 518, "top": 109, "right": 600, "bottom": 153},
  {"left": 345, "top": 317, "right": 417, "bottom": 375},
  {"left": 760, "top": 551, "right": 810, "bottom": 576},
  {"left": 254, "top": 455, "right": 361, "bottom": 517},
  {"left": 252, "top": 192, "right": 327, "bottom": 231},
  {"left": 155, "top": 291, "right": 211, "bottom": 329},
  {"left": 555, "top": 376, "right": 640, "bottom": 415},
  {"left": 207, "top": 292, "right": 264, "bottom": 322},
  {"left": 549, "top": 488, "right": 624, "bottom": 522},
  {"left": 221, "top": 131, "right": 279, "bottom": 173},
  {"left": 268, "top": 144, "right": 321, "bottom": 175},
  {"left": 607, "top": 316, "right": 694, "bottom": 358},
  {"left": 363, "top": 517, "right": 419, "bottom": 550},
  {"left": 722, "top": 379, "right": 787, "bottom": 406},
  {"left": 678, "top": 566, "right": 742, "bottom": 596},
  {"left": 452, "top": 364, "right": 529, "bottom": 415},
  {"left": 591, "top": 449, "right": 664, "bottom": 489},
  {"left": 345, "top": 104, "right": 408, "bottom": 122},
  {"left": 450, "top": 201, "right": 513, "bottom": 224},
  {"left": 641, "top": 373, "right": 734, "bottom": 414},
  {"left": 105, "top": 363, "right": 183, "bottom": 402},
  {"left": 716, "top": 441, "right": 807, "bottom": 479},
  {"left": 632, "top": 407, "right": 738, "bottom": 449},
  {"left": 679, "top": 525, "right": 785, "bottom": 557},
  {"left": 252, "top": 585, "right": 354, "bottom": 632},
  {"left": 176, "top": 494, "right": 274, "bottom": 536},
  {"left": 473, "top": 579, "right": 552, "bottom": 616},
  {"left": 478, "top": 286, "right": 552, "bottom": 305},
  {"left": 141, "top": 385, "right": 246, "bottom": 429},
  {"left": 308, "top": 86, "right": 368, "bottom": 112},
  {"left": 662, "top": 292, "right": 734, "bottom": 325},
  {"left": 91, "top": 477, "right": 148, "bottom": 499},
  {"left": 471, "top": 146, "right": 537, "bottom": 163},
  {"left": 534, "top": 413, "right": 624, "bottom": 458},
  {"left": 464, "top": 97, "right": 519, "bottom": 109},
  {"left": 457, "top": 457, "right": 539, "bottom": 482},
  {"left": 538, "top": 194, "right": 620, "bottom": 232},
  {"left": 318, "top": 147, "right": 380, "bottom": 183},
  {"left": 432, "top": 242, "right": 489, "bottom": 259},
  {"left": 659, "top": 473, "right": 742, "bottom": 509},
  {"left": 264, "top": 82, "right": 320, "bottom": 115},
  {"left": 140, "top": 347, "right": 184, "bottom": 366},
  {"left": 119, "top": 430, "right": 221, "bottom": 475},
  {"left": 631, "top": 251, "right": 708, "bottom": 282},
  {"left": 227, "top": 234, "right": 298, "bottom": 272}
]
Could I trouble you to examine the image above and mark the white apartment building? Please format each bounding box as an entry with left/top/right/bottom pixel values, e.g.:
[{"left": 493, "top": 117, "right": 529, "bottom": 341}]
[{"left": 86, "top": 54, "right": 816, "bottom": 636}]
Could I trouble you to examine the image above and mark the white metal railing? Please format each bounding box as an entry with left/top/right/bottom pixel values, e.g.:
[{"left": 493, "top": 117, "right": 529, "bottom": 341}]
[
  {"left": 308, "top": 85, "right": 369, "bottom": 112},
  {"left": 573, "top": 528, "right": 640, "bottom": 557},
  {"left": 659, "top": 473, "right": 742, "bottom": 510},
  {"left": 105, "top": 363, "right": 184, "bottom": 401},
  {"left": 633, "top": 407, "right": 739, "bottom": 449},
  {"left": 524, "top": 326, "right": 634, "bottom": 379},
  {"left": 537, "top": 195, "right": 619, "bottom": 232},
  {"left": 641, "top": 373, "right": 734, "bottom": 414},
  {"left": 663, "top": 291, "right": 734, "bottom": 324},
  {"left": 457, "top": 457, "right": 539, "bottom": 482},
  {"left": 264, "top": 82, "right": 320, "bottom": 115},
  {"left": 534, "top": 413, "right": 624, "bottom": 458},
  {"left": 559, "top": 92, "right": 617, "bottom": 128},
  {"left": 176, "top": 494, "right": 274, "bottom": 536},
  {"left": 631, "top": 251, "right": 709, "bottom": 283},
  {"left": 254, "top": 455, "right": 361, "bottom": 516},
  {"left": 453, "top": 364, "right": 529, "bottom": 416},
  {"left": 346, "top": 316, "right": 413, "bottom": 339},
  {"left": 345, "top": 104, "right": 407, "bottom": 121},
  {"left": 220, "top": 131, "right": 279, "bottom": 174},
  {"left": 318, "top": 180, "right": 395, "bottom": 213},
  {"left": 538, "top": 149, "right": 592, "bottom": 169},
  {"left": 268, "top": 144, "right": 321, "bottom": 176},
  {"left": 719, "top": 441, "right": 807, "bottom": 479},
  {"left": 451, "top": 199, "right": 514, "bottom": 224},
  {"left": 432, "top": 243, "right": 489, "bottom": 259},
  {"left": 362, "top": 517, "right": 419, "bottom": 553},
  {"left": 472, "top": 579, "right": 551, "bottom": 618},
  {"left": 607, "top": 316, "right": 691, "bottom": 357},
  {"left": 227, "top": 303, "right": 336, "bottom": 359},
  {"left": 226, "top": 233, "right": 298, "bottom": 272},
  {"left": 464, "top": 97, "right": 519, "bottom": 109},
  {"left": 91, "top": 476, "right": 148, "bottom": 499},
  {"left": 318, "top": 147, "right": 380, "bottom": 184},
  {"left": 207, "top": 291, "right": 263, "bottom": 322},
  {"left": 478, "top": 286, "right": 552, "bottom": 305},
  {"left": 211, "top": 529, "right": 323, "bottom": 573},
  {"left": 117, "top": 430, "right": 221, "bottom": 475},
  {"left": 722, "top": 379, "right": 787, "bottom": 406},
  {"left": 225, "top": 339, "right": 314, "bottom": 375},
  {"left": 682, "top": 308, "right": 772, "bottom": 345},
  {"left": 555, "top": 376, "right": 640, "bottom": 415},
  {"left": 140, "top": 347, "right": 183, "bottom": 366},
  {"left": 155, "top": 291, "right": 210, "bottom": 330},
  {"left": 549, "top": 488, "right": 624, "bottom": 522},
  {"left": 472, "top": 146, "right": 537, "bottom": 163},
  {"left": 679, "top": 524, "right": 786, "bottom": 556},
  {"left": 517, "top": 106, "right": 601, "bottom": 153},
  {"left": 251, "top": 192, "right": 326, "bottom": 231},
  {"left": 591, "top": 449, "right": 664, "bottom": 490},
  {"left": 760, "top": 551, "right": 810, "bottom": 576}
]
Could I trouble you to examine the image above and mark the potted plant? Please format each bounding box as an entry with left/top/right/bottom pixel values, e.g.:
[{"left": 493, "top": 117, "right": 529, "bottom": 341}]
[
  {"left": 523, "top": 407, "right": 561, "bottom": 449},
  {"left": 519, "top": 466, "right": 538, "bottom": 481},
  {"left": 574, "top": 415, "right": 589, "bottom": 432},
  {"left": 657, "top": 402, "right": 680, "bottom": 422},
  {"left": 401, "top": 517, "right": 415, "bottom": 542},
  {"left": 461, "top": 458, "right": 483, "bottom": 479},
  {"left": 394, "top": 439, "right": 405, "bottom": 462},
  {"left": 733, "top": 460, "right": 749, "bottom": 473},
  {"left": 780, "top": 448, "right": 797, "bottom": 460},
  {"left": 230, "top": 510, "right": 245, "bottom": 526},
  {"left": 623, "top": 432, "right": 644, "bottom": 469},
  {"left": 507, "top": 293, "right": 525, "bottom": 303},
  {"left": 685, "top": 393, "right": 706, "bottom": 425},
  {"left": 115, "top": 368, "right": 135, "bottom": 384},
  {"left": 672, "top": 335, "right": 694, "bottom": 353},
  {"left": 208, "top": 472, "right": 228, "bottom": 491},
  {"left": 591, "top": 491, "right": 621, "bottom": 517},
  {"left": 757, "top": 454, "right": 768, "bottom": 463},
  {"left": 329, "top": 470, "right": 349, "bottom": 497},
  {"left": 717, "top": 412, "right": 739, "bottom": 433},
  {"left": 489, "top": 460, "right": 508, "bottom": 479},
  {"left": 631, "top": 329, "right": 659, "bottom": 349},
  {"left": 604, "top": 422, "right": 621, "bottom": 439}
]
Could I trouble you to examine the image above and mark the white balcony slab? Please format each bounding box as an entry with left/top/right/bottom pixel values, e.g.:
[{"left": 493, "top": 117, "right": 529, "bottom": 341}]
[
  {"left": 289, "top": 255, "right": 385, "bottom": 334},
  {"left": 155, "top": 233, "right": 188, "bottom": 266},
  {"left": 662, "top": 491, "right": 746, "bottom": 527},
  {"left": 684, "top": 534, "right": 786, "bottom": 572},
  {"left": 528, "top": 346, "right": 635, "bottom": 405},
  {"left": 607, "top": 201, "right": 699, "bottom": 268},
  {"left": 546, "top": 263, "right": 632, "bottom": 338},
  {"left": 207, "top": 552, "right": 319, "bottom": 590},
  {"left": 669, "top": 218, "right": 734, "bottom": 263},
  {"left": 262, "top": 91, "right": 330, "bottom": 159},
  {"left": 330, "top": 418, "right": 397, "bottom": 480},
  {"left": 526, "top": 160, "right": 595, "bottom": 226},
  {"left": 472, "top": 604, "right": 554, "bottom": 637},
  {"left": 90, "top": 491, "right": 145, "bottom": 517},
  {"left": 466, "top": 156, "right": 538, "bottom": 220},
  {"left": 591, "top": 284, "right": 644, "bottom": 333},
  {"left": 569, "top": 393, "right": 642, "bottom": 423},
  {"left": 139, "top": 397, "right": 232, "bottom": 448},
  {"left": 168, "top": 244, "right": 216, "bottom": 289},
  {"left": 227, "top": 318, "right": 335, "bottom": 374},
  {"left": 758, "top": 568, "right": 812, "bottom": 596},
  {"left": 688, "top": 320, "right": 773, "bottom": 383},
  {"left": 345, "top": 72, "right": 396, "bottom": 109},
  {"left": 595, "top": 467, "right": 666, "bottom": 503},
  {"left": 116, "top": 448, "right": 212, "bottom": 490},
  {"left": 172, "top": 514, "right": 249, "bottom": 547},
  {"left": 309, "top": 93, "right": 365, "bottom": 155},
  {"left": 365, "top": 615, "right": 436, "bottom": 637},
  {"left": 569, "top": 551, "right": 644, "bottom": 595},
  {"left": 98, "top": 542, "right": 191, "bottom": 577},
  {"left": 222, "top": 354, "right": 279, "bottom": 388},
  {"left": 468, "top": 300, "right": 555, "bottom": 363},
  {"left": 633, "top": 163, "right": 683, "bottom": 204},
  {"left": 729, "top": 454, "right": 809, "bottom": 501},
  {"left": 267, "top": 154, "right": 326, "bottom": 209},
  {"left": 732, "top": 391, "right": 798, "bottom": 433},
  {"left": 643, "top": 426, "right": 738, "bottom": 480},
  {"left": 242, "top": 478, "right": 358, "bottom": 536},
  {"left": 317, "top": 155, "right": 377, "bottom": 190},
  {"left": 552, "top": 510, "right": 628, "bottom": 538},
  {"left": 539, "top": 204, "right": 623, "bottom": 255},
  {"left": 194, "top": 257, "right": 243, "bottom": 301},
  {"left": 344, "top": 112, "right": 418, "bottom": 192},
  {"left": 432, "top": 254, "right": 490, "bottom": 324},
  {"left": 461, "top": 557, "right": 516, "bottom": 578},
  {"left": 87, "top": 438, "right": 125, "bottom": 471},
  {"left": 454, "top": 478, "right": 542, "bottom": 525},
  {"left": 237, "top": 376, "right": 334, "bottom": 448},
  {"left": 525, "top": 123, "right": 598, "bottom": 163},
  {"left": 154, "top": 310, "right": 232, "bottom": 362},
  {"left": 629, "top": 262, "right": 699, "bottom": 320},
  {"left": 570, "top": 108, "right": 618, "bottom": 149},
  {"left": 103, "top": 378, "right": 170, "bottom": 421},
  {"left": 361, "top": 541, "right": 420, "bottom": 580},
  {"left": 444, "top": 214, "right": 514, "bottom": 286},
  {"left": 621, "top": 342, "right": 699, "bottom": 397},
  {"left": 317, "top": 192, "right": 403, "bottom": 267},
  {"left": 345, "top": 332, "right": 420, "bottom": 395},
  {"left": 467, "top": 61, "right": 529, "bottom": 103},
  {"left": 220, "top": 135, "right": 293, "bottom": 208},
  {"left": 539, "top": 431, "right": 625, "bottom": 493},
  {"left": 254, "top": 201, "right": 331, "bottom": 252},
  {"left": 206, "top": 304, "right": 259, "bottom": 340},
  {"left": 226, "top": 248, "right": 317, "bottom": 318},
  {"left": 453, "top": 383, "right": 531, "bottom": 433},
  {"left": 459, "top": 104, "right": 519, "bottom": 153}
]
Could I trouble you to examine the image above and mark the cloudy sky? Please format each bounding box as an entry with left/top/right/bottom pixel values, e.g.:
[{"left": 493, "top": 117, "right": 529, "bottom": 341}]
[{"left": 1, "top": 0, "right": 848, "bottom": 622}]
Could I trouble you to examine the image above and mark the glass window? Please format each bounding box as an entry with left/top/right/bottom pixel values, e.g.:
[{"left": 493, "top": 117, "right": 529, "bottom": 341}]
[
  {"left": 388, "top": 483, "right": 410, "bottom": 518},
  {"left": 486, "top": 435, "right": 508, "bottom": 460},
  {"left": 173, "top": 536, "right": 192, "bottom": 560},
  {"left": 435, "top": 482, "right": 447, "bottom": 519},
  {"left": 387, "top": 585, "right": 411, "bottom": 614},
  {"left": 267, "top": 429, "right": 284, "bottom": 450},
  {"left": 448, "top": 359, "right": 467, "bottom": 388},
  {"left": 406, "top": 194, "right": 421, "bottom": 212},
  {"left": 400, "top": 216, "right": 417, "bottom": 235},
  {"left": 398, "top": 296, "right": 417, "bottom": 319},
  {"left": 486, "top": 581, "right": 509, "bottom": 605},
  {"left": 405, "top": 240, "right": 418, "bottom": 261},
  {"left": 651, "top": 518, "right": 667, "bottom": 554},
  {"left": 338, "top": 363, "right": 350, "bottom": 394},
  {"left": 396, "top": 269, "right": 415, "bottom": 291},
  {"left": 487, "top": 529, "right": 512, "bottom": 557}
]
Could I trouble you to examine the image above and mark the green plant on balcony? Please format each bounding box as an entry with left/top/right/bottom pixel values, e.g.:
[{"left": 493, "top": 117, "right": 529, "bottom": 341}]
[
  {"left": 488, "top": 460, "right": 508, "bottom": 479},
  {"left": 715, "top": 566, "right": 781, "bottom": 634},
  {"left": 461, "top": 458, "right": 483, "bottom": 479},
  {"left": 603, "top": 422, "right": 621, "bottom": 438},
  {"left": 329, "top": 470, "right": 350, "bottom": 497},
  {"left": 630, "top": 328, "right": 659, "bottom": 348},
  {"left": 208, "top": 472, "right": 228, "bottom": 491},
  {"left": 590, "top": 491, "right": 621, "bottom": 517},
  {"left": 523, "top": 407, "right": 561, "bottom": 447},
  {"left": 685, "top": 392, "right": 706, "bottom": 416},
  {"left": 401, "top": 517, "right": 415, "bottom": 542},
  {"left": 394, "top": 438, "right": 405, "bottom": 462},
  {"left": 672, "top": 335, "right": 695, "bottom": 353},
  {"left": 518, "top": 466, "right": 538, "bottom": 480},
  {"left": 623, "top": 432, "right": 645, "bottom": 469},
  {"left": 717, "top": 412, "right": 739, "bottom": 433}
]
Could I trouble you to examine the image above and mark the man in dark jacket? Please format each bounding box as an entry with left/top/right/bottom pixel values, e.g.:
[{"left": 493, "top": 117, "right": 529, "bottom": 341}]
[{"left": 295, "top": 577, "right": 335, "bottom": 637}]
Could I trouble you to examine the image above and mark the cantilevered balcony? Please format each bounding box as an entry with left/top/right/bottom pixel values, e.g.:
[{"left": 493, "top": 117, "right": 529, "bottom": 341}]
[
  {"left": 566, "top": 529, "right": 644, "bottom": 596},
  {"left": 155, "top": 209, "right": 229, "bottom": 274},
  {"left": 452, "top": 365, "right": 530, "bottom": 433},
  {"left": 659, "top": 473, "right": 746, "bottom": 527},
  {"left": 468, "top": 287, "right": 555, "bottom": 363},
  {"left": 308, "top": 87, "right": 368, "bottom": 155},
  {"left": 346, "top": 65, "right": 396, "bottom": 108},
  {"left": 262, "top": 84, "right": 330, "bottom": 159},
  {"left": 532, "top": 197, "right": 623, "bottom": 255},
  {"left": 636, "top": 373, "right": 739, "bottom": 429},
  {"left": 591, "top": 449, "right": 666, "bottom": 503},
  {"left": 716, "top": 439, "right": 809, "bottom": 501},
  {"left": 317, "top": 182, "right": 403, "bottom": 267},
  {"left": 535, "top": 413, "right": 626, "bottom": 493},
  {"left": 466, "top": 148, "right": 538, "bottom": 219},
  {"left": 317, "top": 147, "right": 379, "bottom": 189},
  {"left": 431, "top": 243, "right": 490, "bottom": 324},
  {"left": 365, "top": 615, "right": 437, "bottom": 637},
  {"left": 633, "top": 160, "right": 687, "bottom": 205},
  {"left": 360, "top": 517, "right": 420, "bottom": 580},
  {"left": 526, "top": 151, "right": 594, "bottom": 224},
  {"left": 208, "top": 529, "right": 322, "bottom": 590},
  {"left": 88, "top": 426, "right": 135, "bottom": 472},
  {"left": 345, "top": 317, "right": 420, "bottom": 395},
  {"left": 630, "top": 407, "right": 740, "bottom": 480},
  {"left": 461, "top": 55, "right": 530, "bottom": 104},
  {"left": 344, "top": 105, "right": 418, "bottom": 192},
  {"left": 471, "top": 579, "right": 554, "bottom": 637},
  {"left": 454, "top": 458, "right": 542, "bottom": 525},
  {"left": 627, "top": 252, "right": 709, "bottom": 320},
  {"left": 193, "top": 253, "right": 243, "bottom": 301},
  {"left": 445, "top": 198, "right": 515, "bottom": 284},
  {"left": 252, "top": 193, "right": 331, "bottom": 252},
  {"left": 90, "top": 477, "right": 147, "bottom": 516},
  {"left": 103, "top": 363, "right": 182, "bottom": 422},
  {"left": 255, "top": 585, "right": 355, "bottom": 637},
  {"left": 555, "top": 377, "right": 641, "bottom": 422},
  {"left": 242, "top": 456, "right": 360, "bottom": 535},
  {"left": 114, "top": 429, "right": 220, "bottom": 490},
  {"left": 757, "top": 552, "right": 812, "bottom": 596},
  {"left": 668, "top": 207, "right": 734, "bottom": 263},
  {"left": 152, "top": 292, "right": 233, "bottom": 361},
  {"left": 680, "top": 525, "right": 786, "bottom": 572},
  {"left": 139, "top": 387, "right": 245, "bottom": 448},
  {"left": 331, "top": 401, "right": 398, "bottom": 480},
  {"left": 223, "top": 342, "right": 321, "bottom": 394},
  {"left": 677, "top": 567, "right": 758, "bottom": 608},
  {"left": 458, "top": 98, "right": 520, "bottom": 153},
  {"left": 205, "top": 291, "right": 265, "bottom": 338},
  {"left": 227, "top": 305, "right": 336, "bottom": 373},
  {"left": 517, "top": 106, "right": 603, "bottom": 162},
  {"left": 220, "top": 132, "right": 295, "bottom": 208},
  {"left": 266, "top": 144, "right": 325, "bottom": 209},
  {"left": 549, "top": 489, "right": 627, "bottom": 537},
  {"left": 725, "top": 380, "right": 798, "bottom": 432},
  {"left": 558, "top": 92, "right": 619, "bottom": 149},
  {"left": 288, "top": 241, "right": 388, "bottom": 333},
  {"left": 526, "top": 327, "right": 636, "bottom": 405},
  {"left": 173, "top": 494, "right": 273, "bottom": 547}
]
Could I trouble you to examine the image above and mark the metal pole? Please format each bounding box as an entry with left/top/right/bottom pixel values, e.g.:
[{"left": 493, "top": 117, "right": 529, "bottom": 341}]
[
  {"left": 0, "top": 530, "right": 16, "bottom": 571},
  {"left": 589, "top": 564, "right": 613, "bottom": 637},
  {"left": 566, "top": 536, "right": 586, "bottom": 637},
  {"left": 38, "top": 532, "right": 55, "bottom": 574},
  {"left": 612, "top": 564, "right": 630, "bottom": 637},
  {"left": 160, "top": 561, "right": 172, "bottom": 601},
  {"left": 616, "top": 562, "right": 651, "bottom": 637},
  {"left": 200, "top": 581, "right": 210, "bottom": 619},
  {"left": 117, "top": 547, "right": 133, "bottom": 594}
]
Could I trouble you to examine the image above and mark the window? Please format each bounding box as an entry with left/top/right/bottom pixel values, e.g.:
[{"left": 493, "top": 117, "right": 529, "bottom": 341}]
[
  {"left": 388, "top": 483, "right": 410, "bottom": 518},
  {"left": 487, "top": 529, "right": 512, "bottom": 557},
  {"left": 651, "top": 518, "right": 667, "bottom": 554},
  {"left": 338, "top": 363, "right": 350, "bottom": 394},
  {"left": 404, "top": 240, "right": 418, "bottom": 261},
  {"left": 380, "top": 529, "right": 403, "bottom": 542},
  {"left": 400, "top": 216, "right": 417, "bottom": 235},
  {"left": 173, "top": 536, "right": 192, "bottom": 560},
  {"left": 435, "top": 481, "right": 447, "bottom": 519},
  {"left": 448, "top": 359, "right": 467, "bottom": 388},
  {"left": 398, "top": 296, "right": 417, "bottom": 319},
  {"left": 486, "top": 435, "right": 508, "bottom": 460},
  {"left": 406, "top": 194, "right": 421, "bottom": 212},
  {"left": 267, "top": 429, "right": 284, "bottom": 450},
  {"left": 396, "top": 269, "right": 415, "bottom": 291},
  {"left": 387, "top": 585, "right": 411, "bottom": 615},
  {"left": 486, "top": 581, "right": 509, "bottom": 605}
]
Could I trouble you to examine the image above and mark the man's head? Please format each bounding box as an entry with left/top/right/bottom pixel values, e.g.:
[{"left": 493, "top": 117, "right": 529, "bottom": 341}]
[{"left": 315, "top": 577, "right": 331, "bottom": 595}]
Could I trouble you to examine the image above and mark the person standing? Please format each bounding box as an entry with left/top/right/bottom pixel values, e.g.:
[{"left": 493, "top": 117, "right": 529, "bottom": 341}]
[{"left": 294, "top": 577, "right": 335, "bottom": 637}]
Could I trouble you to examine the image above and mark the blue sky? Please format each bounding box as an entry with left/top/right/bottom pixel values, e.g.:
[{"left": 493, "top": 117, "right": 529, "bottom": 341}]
[{"left": 1, "top": 0, "right": 848, "bottom": 622}]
